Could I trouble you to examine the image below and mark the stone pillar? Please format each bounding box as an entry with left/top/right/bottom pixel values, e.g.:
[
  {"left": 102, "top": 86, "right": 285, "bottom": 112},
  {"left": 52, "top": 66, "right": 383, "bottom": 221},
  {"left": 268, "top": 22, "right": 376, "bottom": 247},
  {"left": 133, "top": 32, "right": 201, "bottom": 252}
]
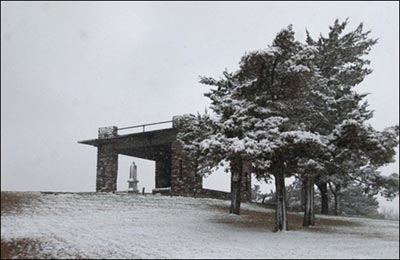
[
  {"left": 170, "top": 141, "right": 202, "bottom": 196},
  {"left": 240, "top": 160, "right": 252, "bottom": 202},
  {"left": 96, "top": 126, "right": 118, "bottom": 192}
]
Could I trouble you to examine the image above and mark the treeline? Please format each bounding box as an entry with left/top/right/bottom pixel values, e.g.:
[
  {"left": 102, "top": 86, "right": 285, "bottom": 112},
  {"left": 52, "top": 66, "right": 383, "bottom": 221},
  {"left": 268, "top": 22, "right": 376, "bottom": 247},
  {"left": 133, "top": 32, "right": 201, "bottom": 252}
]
[{"left": 252, "top": 179, "right": 385, "bottom": 218}]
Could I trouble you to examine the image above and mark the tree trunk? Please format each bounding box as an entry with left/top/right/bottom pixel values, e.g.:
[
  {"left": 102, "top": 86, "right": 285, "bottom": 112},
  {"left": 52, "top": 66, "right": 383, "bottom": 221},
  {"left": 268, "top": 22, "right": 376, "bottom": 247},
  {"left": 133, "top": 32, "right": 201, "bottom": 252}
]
[
  {"left": 334, "top": 183, "right": 341, "bottom": 216},
  {"left": 262, "top": 195, "right": 267, "bottom": 204},
  {"left": 302, "top": 175, "right": 315, "bottom": 227},
  {"left": 230, "top": 159, "right": 242, "bottom": 215},
  {"left": 274, "top": 172, "right": 288, "bottom": 232},
  {"left": 300, "top": 179, "right": 306, "bottom": 211},
  {"left": 317, "top": 182, "right": 329, "bottom": 215}
]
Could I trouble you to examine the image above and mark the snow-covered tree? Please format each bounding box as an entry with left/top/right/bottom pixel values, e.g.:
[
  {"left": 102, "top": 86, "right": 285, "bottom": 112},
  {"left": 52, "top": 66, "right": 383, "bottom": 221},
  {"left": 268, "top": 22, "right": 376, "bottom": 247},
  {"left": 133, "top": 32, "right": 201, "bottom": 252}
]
[
  {"left": 187, "top": 26, "right": 322, "bottom": 230},
  {"left": 281, "top": 179, "right": 384, "bottom": 217},
  {"left": 177, "top": 87, "right": 257, "bottom": 215},
  {"left": 306, "top": 19, "right": 399, "bottom": 216},
  {"left": 340, "top": 183, "right": 381, "bottom": 217},
  {"left": 327, "top": 123, "right": 399, "bottom": 214},
  {"left": 179, "top": 19, "right": 399, "bottom": 232}
]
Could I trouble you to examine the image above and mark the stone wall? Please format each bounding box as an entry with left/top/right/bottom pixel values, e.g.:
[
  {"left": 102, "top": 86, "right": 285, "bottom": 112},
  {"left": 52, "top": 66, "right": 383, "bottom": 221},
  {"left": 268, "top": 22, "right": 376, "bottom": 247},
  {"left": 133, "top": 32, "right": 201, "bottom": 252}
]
[
  {"left": 169, "top": 141, "right": 252, "bottom": 202},
  {"left": 196, "top": 188, "right": 231, "bottom": 200}
]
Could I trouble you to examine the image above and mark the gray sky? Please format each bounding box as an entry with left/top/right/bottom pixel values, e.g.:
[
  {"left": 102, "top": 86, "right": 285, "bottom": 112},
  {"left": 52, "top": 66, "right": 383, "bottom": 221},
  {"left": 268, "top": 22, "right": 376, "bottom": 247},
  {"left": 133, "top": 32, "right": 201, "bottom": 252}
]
[{"left": 1, "top": 2, "right": 398, "bottom": 210}]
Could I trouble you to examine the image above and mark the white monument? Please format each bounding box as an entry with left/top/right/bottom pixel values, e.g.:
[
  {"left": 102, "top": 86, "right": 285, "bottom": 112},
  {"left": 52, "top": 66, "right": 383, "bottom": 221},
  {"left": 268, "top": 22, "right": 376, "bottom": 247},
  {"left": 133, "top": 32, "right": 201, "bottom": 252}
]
[{"left": 128, "top": 162, "right": 139, "bottom": 193}]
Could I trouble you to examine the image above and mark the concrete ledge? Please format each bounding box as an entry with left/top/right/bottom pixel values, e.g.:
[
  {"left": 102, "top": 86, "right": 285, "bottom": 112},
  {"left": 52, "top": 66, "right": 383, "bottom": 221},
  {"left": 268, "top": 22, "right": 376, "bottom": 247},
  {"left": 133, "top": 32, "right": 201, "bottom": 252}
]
[
  {"left": 196, "top": 188, "right": 231, "bottom": 200},
  {"left": 152, "top": 187, "right": 171, "bottom": 195}
]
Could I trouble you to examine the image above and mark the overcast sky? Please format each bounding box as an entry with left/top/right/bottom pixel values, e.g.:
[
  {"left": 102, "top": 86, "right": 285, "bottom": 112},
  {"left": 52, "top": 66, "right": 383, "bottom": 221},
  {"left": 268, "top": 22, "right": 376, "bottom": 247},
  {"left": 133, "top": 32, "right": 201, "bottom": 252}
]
[{"left": 1, "top": 1, "right": 398, "bottom": 210}]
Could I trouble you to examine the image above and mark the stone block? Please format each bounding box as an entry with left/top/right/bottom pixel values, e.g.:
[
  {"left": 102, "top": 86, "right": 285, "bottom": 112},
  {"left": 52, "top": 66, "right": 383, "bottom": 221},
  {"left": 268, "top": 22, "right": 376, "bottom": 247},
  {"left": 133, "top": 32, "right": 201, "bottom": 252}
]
[{"left": 98, "top": 126, "right": 118, "bottom": 139}]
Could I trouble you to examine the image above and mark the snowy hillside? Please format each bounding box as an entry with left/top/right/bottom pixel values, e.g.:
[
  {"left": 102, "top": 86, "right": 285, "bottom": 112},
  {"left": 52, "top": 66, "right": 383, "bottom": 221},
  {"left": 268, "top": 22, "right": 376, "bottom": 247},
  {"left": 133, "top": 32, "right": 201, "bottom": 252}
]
[{"left": 1, "top": 192, "right": 399, "bottom": 259}]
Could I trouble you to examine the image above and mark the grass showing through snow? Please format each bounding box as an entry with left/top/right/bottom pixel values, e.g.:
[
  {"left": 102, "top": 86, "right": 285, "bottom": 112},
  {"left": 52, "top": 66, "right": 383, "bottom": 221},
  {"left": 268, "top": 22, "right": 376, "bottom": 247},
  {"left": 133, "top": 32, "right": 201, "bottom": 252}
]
[
  {"left": 1, "top": 192, "right": 399, "bottom": 259},
  {"left": 209, "top": 205, "right": 361, "bottom": 232}
]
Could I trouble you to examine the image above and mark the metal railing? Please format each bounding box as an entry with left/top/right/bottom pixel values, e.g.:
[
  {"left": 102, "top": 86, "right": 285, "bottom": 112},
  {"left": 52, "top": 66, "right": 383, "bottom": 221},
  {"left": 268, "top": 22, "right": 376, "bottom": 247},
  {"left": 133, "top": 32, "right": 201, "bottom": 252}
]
[{"left": 117, "top": 120, "right": 173, "bottom": 133}]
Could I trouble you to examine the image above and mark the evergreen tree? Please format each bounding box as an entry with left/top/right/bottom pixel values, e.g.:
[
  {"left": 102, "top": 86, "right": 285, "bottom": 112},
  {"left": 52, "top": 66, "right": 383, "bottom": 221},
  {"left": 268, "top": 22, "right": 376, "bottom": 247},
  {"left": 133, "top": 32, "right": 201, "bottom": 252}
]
[
  {"left": 180, "top": 26, "right": 323, "bottom": 230},
  {"left": 178, "top": 19, "right": 399, "bottom": 232},
  {"left": 306, "top": 19, "right": 399, "bottom": 216},
  {"left": 281, "top": 179, "right": 385, "bottom": 218}
]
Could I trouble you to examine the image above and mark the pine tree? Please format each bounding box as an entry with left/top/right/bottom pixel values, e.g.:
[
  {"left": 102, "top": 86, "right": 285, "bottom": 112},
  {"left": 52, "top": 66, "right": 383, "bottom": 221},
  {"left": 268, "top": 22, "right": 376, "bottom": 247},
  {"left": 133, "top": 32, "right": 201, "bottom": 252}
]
[
  {"left": 178, "top": 19, "right": 399, "bottom": 232},
  {"left": 284, "top": 178, "right": 384, "bottom": 218},
  {"left": 306, "top": 19, "right": 399, "bottom": 217},
  {"left": 200, "top": 26, "right": 323, "bottom": 230},
  {"left": 177, "top": 85, "right": 257, "bottom": 215}
]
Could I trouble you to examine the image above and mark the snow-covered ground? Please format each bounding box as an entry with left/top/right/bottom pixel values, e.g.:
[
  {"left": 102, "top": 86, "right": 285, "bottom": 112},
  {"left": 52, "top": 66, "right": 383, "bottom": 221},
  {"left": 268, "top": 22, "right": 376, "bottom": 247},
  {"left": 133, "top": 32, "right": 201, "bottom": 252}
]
[{"left": 1, "top": 192, "right": 399, "bottom": 259}]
